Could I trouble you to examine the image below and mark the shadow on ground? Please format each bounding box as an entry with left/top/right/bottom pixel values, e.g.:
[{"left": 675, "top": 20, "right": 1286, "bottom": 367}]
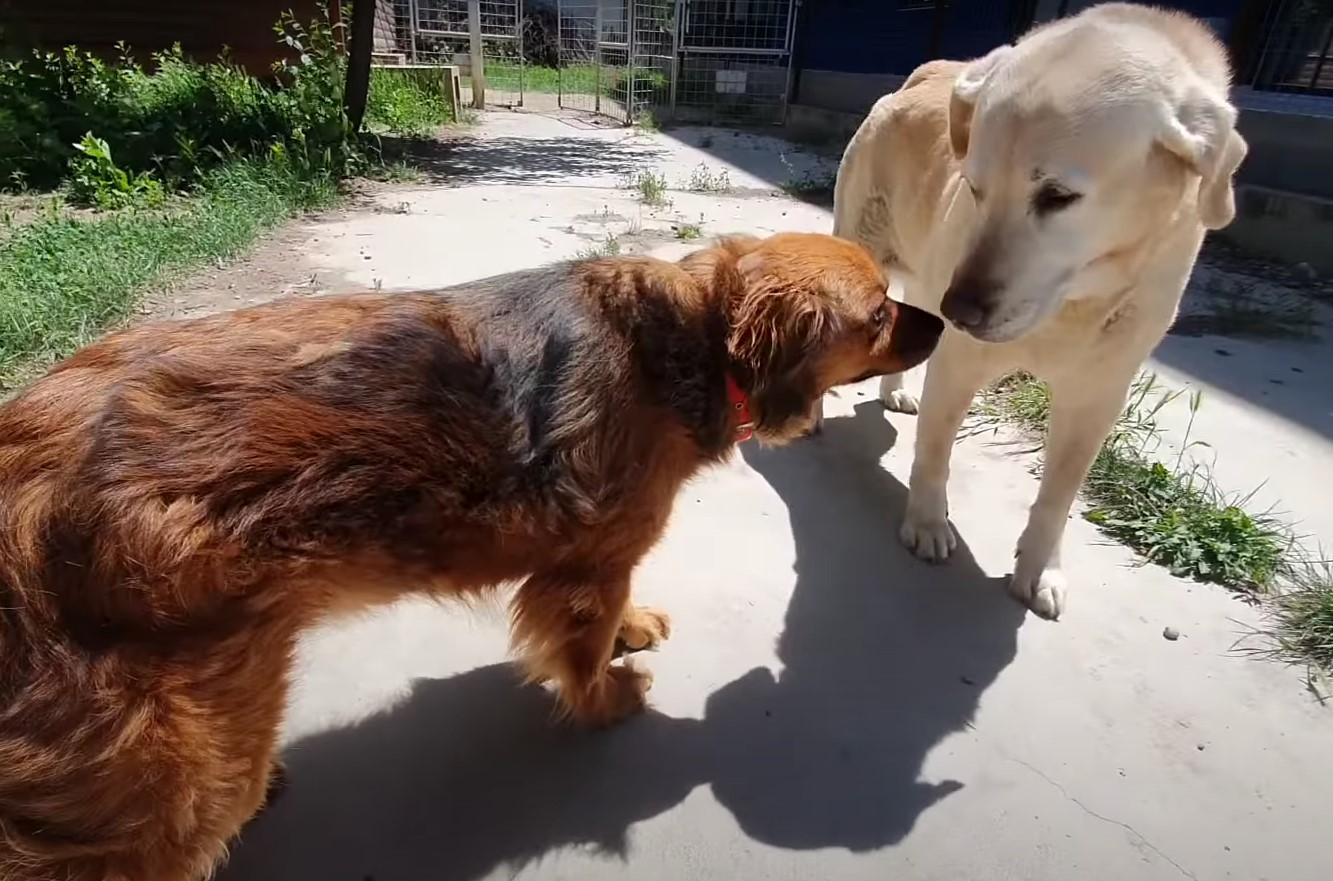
[
  {"left": 219, "top": 402, "right": 1024, "bottom": 881},
  {"left": 1150, "top": 328, "right": 1333, "bottom": 443},
  {"left": 381, "top": 132, "right": 665, "bottom": 187}
]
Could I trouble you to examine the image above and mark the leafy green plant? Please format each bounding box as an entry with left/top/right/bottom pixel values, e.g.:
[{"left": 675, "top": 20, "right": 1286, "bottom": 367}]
[
  {"left": 68, "top": 133, "right": 164, "bottom": 209},
  {"left": 686, "top": 163, "right": 731, "bottom": 193},
  {"left": 0, "top": 7, "right": 361, "bottom": 196},
  {"left": 0, "top": 158, "right": 336, "bottom": 385},
  {"left": 974, "top": 371, "right": 1291, "bottom": 592},
  {"left": 625, "top": 169, "right": 669, "bottom": 207},
  {"left": 366, "top": 67, "right": 454, "bottom": 136}
]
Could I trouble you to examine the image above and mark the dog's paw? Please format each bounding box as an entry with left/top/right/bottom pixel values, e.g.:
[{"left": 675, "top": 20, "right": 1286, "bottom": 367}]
[
  {"left": 600, "top": 658, "right": 654, "bottom": 725},
  {"left": 618, "top": 606, "right": 672, "bottom": 651},
  {"left": 883, "top": 388, "right": 921, "bottom": 414},
  {"left": 1008, "top": 567, "right": 1067, "bottom": 620},
  {"left": 562, "top": 657, "right": 655, "bottom": 727},
  {"left": 900, "top": 512, "right": 956, "bottom": 562}
]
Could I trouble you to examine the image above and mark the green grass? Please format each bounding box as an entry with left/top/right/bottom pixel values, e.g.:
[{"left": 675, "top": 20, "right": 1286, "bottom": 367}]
[
  {"left": 624, "top": 169, "right": 669, "bottom": 207},
  {"left": 974, "top": 372, "right": 1290, "bottom": 592},
  {"left": 575, "top": 233, "right": 622, "bottom": 260},
  {"left": 366, "top": 67, "right": 456, "bottom": 136},
  {"left": 674, "top": 221, "right": 703, "bottom": 241},
  {"left": 685, "top": 163, "right": 732, "bottom": 194},
  {"left": 973, "top": 370, "right": 1333, "bottom": 677},
  {"left": 462, "top": 63, "right": 668, "bottom": 99},
  {"left": 0, "top": 160, "right": 336, "bottom": 385},
  {"left": 778, "top": 154, "right": 836, "bottom": 205},
  {"left": 1265, "top": 563, "right": 1333, "bottom": 685}
]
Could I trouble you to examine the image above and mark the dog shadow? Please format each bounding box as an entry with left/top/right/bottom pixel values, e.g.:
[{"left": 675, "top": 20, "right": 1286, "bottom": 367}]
[{"left": 219, "top": 402, "right": 1025, "bottom": 881}]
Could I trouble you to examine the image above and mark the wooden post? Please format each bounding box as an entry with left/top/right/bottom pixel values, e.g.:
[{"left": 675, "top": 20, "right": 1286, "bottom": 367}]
[
  {"left": 469, "top": 0, "right": 486, "bottom": 109},
  {"left": 594, "top": 0, "right": 603, "bottom": 114},
  {"left": 343, "top": 0, "right": 375, "bottom": 131}
]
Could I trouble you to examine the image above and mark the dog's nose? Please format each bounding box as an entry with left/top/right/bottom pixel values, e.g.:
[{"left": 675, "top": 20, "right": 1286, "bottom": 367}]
[
  {"left": 940, "top": 279, "right": 995, "bottom": 331},
  {"left": 887, "top": 303, "right": 945, "bottom": 367}
]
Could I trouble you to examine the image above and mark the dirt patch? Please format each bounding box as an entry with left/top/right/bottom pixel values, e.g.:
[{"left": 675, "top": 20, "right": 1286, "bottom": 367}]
[
  {"left": 141, "top": 208, "right": 362, "bottom": 323},
  {"left": 0, "top": 192, "right": 96, "bottom": 240}
]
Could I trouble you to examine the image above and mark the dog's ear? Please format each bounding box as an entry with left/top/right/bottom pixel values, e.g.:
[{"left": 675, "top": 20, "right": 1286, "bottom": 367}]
[
  {"left": 729, "top": 251, "right": 830, "bottom": 374},
  {"left": 1157, "top": 83, "right": 1248, "bottom": 230},
  {"left": 711, "top": 233, "right": 764, "bottom": 256},
  {"left": 728, "top": 251, "right": 832, "bottom": 428},
  {"left": 950, "top": 46, "right": 1012, "bottom": 159}
]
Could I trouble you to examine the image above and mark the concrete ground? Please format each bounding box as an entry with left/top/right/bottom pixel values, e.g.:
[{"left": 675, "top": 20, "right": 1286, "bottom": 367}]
[{"left": 202, "top": 112, "right": 1332, "bottom": 881}]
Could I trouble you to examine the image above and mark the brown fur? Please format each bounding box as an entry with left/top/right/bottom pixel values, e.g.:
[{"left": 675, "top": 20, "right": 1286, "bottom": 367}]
[{"left": 0, "top": 232, "right": 942, "bottom": 881}]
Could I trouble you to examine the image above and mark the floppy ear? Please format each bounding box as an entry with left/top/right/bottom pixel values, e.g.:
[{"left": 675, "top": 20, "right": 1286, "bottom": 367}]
[
  {"left": 727, "top": 251, "right": 833, "bottom": 429},
  {"left": 950, "top": 45, "right": 1012, "bottom": 159},
  {"left": 1157, "top": 84, "right": 1248, "bottom": 230},
  {"left": 729, "top": 252, "right": 830, "bottom": 377},
  {"left": 711, "top": 233, "right": 764, "bottom": 256}
]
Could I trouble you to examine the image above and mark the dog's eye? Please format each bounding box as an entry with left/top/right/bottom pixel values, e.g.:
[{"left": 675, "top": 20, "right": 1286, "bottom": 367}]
[
  {"left": 872, "top": 304, "right": 889, "bottom": 329},
  {"left": 1032, "top": 183, "right": 1082, "bottom": 216}
]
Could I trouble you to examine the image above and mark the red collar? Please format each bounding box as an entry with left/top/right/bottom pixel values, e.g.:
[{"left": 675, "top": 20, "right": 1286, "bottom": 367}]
[{"left": 726, "top": 375, "right": 755, "bottom": 443}]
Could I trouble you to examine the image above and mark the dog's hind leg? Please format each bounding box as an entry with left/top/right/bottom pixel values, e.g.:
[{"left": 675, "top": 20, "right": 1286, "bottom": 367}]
[{"left": 510, "top": 567, "right": 654, "bottom": 726}]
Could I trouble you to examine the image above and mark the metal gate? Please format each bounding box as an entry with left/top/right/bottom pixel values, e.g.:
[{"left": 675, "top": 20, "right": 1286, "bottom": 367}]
[
  {"left": 671, "top": 0, "right": 797, "bottom": 125},
  {"left": 552, "top": 1, "right": 674, "bottom": 125},
  {"left": 391, "top": 0, "right": 525, "bottom": 108},
  {"left": 379, "top": 0, "right": 797, "bottom": 125}
]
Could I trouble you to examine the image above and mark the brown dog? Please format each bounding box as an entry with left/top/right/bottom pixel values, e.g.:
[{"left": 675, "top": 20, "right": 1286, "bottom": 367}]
[{"left": 0, "top": 232, "right": 942, "bottom": 881}]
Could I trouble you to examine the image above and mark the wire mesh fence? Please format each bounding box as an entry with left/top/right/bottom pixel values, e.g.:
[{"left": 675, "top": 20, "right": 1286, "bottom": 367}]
[
  {"left": 673, "top": 0, "right": 795, "bottom": 125},
  {"left": 554, "top": 1, "right": 608, "bottom": 115},
  {"left": 626, "top": 0, "right": 676, "bottom": 126},
  {"left": 371, "top": 0, "right": 798, "bottom": 126},
  {"left": 381, "top": 0, "right": 523, "bottom": 107}
]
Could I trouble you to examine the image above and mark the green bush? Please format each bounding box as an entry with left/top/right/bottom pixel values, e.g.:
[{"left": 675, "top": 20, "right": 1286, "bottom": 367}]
[
  {"left": 366, "top": 67, "right": 454, "bottom": 136},
  {"left": 0, "top": 8, "right": 358, "bottom": 195}
]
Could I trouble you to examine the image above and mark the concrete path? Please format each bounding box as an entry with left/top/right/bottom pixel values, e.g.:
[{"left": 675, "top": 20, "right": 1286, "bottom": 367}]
[{"left": 208, "top": 111, "right": 1331, "bottom": 881}]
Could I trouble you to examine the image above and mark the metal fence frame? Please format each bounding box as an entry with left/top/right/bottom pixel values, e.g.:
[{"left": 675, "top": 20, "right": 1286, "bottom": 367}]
[
  {"left": 669, "top": 0, "right": 797, "bottom": 126},
  {"left": 389, "top": 0, "right": 525, "bottom": 107},
  {"left": 1246, "top": 0, "right": 1333, "bottom": 95},
  {"left": 376, "top": 0, "right": 799, "bottom": 125}
]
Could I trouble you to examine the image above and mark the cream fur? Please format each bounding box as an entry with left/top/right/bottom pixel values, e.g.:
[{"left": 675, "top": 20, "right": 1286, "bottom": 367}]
[{"left": 825, "top": 2, "right": 1246, "bottom": 618}]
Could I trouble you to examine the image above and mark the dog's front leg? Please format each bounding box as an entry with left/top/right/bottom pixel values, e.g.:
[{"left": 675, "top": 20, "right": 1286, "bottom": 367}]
[
  {"left": 880, "top": 367, "right": 922, "bottom": 414},
  {"left": 1009, "top": 369, "right": 1133, "bottom": 619},
  {"left": 510, "top": 567, "right": 655, "bottom": 726},
  {"left": 900, "top": 335, "right": 997, "bottom": 561}
]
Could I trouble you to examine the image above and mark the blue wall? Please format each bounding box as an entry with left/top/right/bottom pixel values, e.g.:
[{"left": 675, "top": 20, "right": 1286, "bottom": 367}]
[
  {"left": 797, "top": 0, "right": 1250, "bottom": 77},
  {"left": 798, "top": 1, "right": 942, "bottom": 75}
]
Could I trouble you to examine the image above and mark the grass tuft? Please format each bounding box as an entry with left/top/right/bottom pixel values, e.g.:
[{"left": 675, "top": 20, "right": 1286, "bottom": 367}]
[
  {"left": 974, "top": 369, "right": 1333, "bottom": 676},
  {"left": 624, "top": 170, "right": 669, "bottom": 207},
  {"left": 685, "top": 163, "right": 731, "bottom": 193},
  {"left": 674, "top": 220, "right": 703, "bottom": 241},
  {"left": 974, "top": 372, "right": 1291, "bottom": 592},
  {"left": 365, "top": 67, "right": 455, "bottom": 136},
  {"left": 0, "top": 160, "right": 336, "bottom": 386},
  {"left": 1266, "top": 562, "right": 1333, "bottom": 678},
  {"left": 575, "top": 234, "right": 622, "bottom": 261}
]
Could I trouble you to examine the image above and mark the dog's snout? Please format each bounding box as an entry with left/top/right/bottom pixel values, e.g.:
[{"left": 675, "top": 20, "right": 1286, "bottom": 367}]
[
  {"left": 940, "top": 276, "right": 996, "bottom": 331},
  {"left": 887, "top": 302, "right": 945, "bottom": 367}
]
